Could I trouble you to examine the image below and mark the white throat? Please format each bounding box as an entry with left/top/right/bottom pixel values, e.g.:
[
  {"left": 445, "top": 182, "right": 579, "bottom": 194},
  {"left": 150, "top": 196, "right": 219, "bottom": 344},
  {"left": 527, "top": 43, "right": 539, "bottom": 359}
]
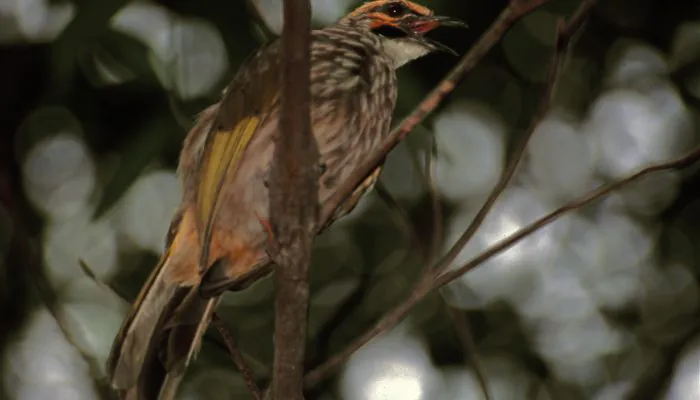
[{"left": 381, "top": 38, "right": 432, "bottom": 69}]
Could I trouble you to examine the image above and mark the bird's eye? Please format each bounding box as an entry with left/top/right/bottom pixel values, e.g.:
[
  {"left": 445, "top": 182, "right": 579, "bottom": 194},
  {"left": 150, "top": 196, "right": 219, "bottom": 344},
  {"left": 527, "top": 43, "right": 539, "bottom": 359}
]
[{"left": 385, "top": 3, "right": 406, "bottom": 17}]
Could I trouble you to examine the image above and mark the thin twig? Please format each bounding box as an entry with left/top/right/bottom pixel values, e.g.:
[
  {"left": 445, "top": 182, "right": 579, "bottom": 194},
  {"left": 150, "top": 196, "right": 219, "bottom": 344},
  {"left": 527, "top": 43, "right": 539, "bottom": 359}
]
[
  {"left": 428, "top": 12, "right": 565, "bottom": 277},
  {"left": 374, "top": 182, "right": 422, "bottom": 250},
  {"left": 268, "top": 0, "right": 316, "bottom": 399},
  {"left": 445, "top": 306, "right": 491, "bottom": 400},
  {"left": 304, "top": 282, "right": 423, "bottom": 388},
  {"left": 307, "top": 143, "right": 700, "bottom": 388},
  {"left": 435, "top": 0, "right": 600, "bottom": 277},
  {"left": 422, "top": 138, "right": 490, "bottom": 399},
  {"left": 79, "top": 259, "right": 131, "bottom": 301},
  {"left": 425, "top": 136, "right": 443, "bottom": 269},
  {"left": 304, "top": 0, "right": 601, "bottom": 386},
  {"left": 311, "top": 272, "right": 373, "bottom": 367},
  {"left": 212, "top": 314, "right": 263, "bottom": 400},
  {"left": 437, "top": 148, "right": 700, "bottom": 286}
]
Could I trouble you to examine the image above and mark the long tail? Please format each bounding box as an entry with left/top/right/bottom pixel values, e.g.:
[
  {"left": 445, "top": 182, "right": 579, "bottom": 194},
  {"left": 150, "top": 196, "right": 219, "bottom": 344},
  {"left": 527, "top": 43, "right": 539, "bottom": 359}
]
[{"left": 107, "top": 211, "right": 218, "bottom": 400}]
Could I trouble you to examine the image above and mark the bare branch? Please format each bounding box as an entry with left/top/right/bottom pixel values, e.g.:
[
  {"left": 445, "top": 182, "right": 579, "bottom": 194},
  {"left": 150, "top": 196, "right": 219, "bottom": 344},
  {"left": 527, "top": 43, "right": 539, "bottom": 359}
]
[
  {"left": 425, "top": 137, "right": 444, "bottom": 269},
  {"left": 436, "top": 146, "right": 700, "bottom": 286},
  {"left": 304, "top": 0, "right": 602, "bottom": 386},
  {"left": 374, "top": 182, "right": 422, "bottom": 250},
  {"left": 268, "top": 0, "right": 316, "bottom": 399},
  {"left": 212, "top": 315, "right": 262, "bottom": 400},
  {"left": 307, "top": 143, "right": 700, "bottom": 389},
  {"left": 445, "top": 306, "right": 491, "bottom": 400},
  {"left": 428, "top": 15, "right": 565, "bottom": 277},
  {"left": 421, "top": 129, "right": 489, "bottom": 398}
]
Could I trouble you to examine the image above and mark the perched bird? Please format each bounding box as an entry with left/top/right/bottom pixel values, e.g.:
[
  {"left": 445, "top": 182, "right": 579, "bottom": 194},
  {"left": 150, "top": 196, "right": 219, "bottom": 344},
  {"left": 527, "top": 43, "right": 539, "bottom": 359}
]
[{"left": 106, "top": 1, "right": 465, "bottom": 398}]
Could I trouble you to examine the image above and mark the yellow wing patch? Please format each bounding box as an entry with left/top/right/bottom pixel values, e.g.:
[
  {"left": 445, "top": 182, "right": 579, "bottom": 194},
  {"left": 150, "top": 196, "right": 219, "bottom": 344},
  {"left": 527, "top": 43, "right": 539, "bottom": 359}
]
[{"left": 196, "top": 116, "right": 261, "bottom": 269}]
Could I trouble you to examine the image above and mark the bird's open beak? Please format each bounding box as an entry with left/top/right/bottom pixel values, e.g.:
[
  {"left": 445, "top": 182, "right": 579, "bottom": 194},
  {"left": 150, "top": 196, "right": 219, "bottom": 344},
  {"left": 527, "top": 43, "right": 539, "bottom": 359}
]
[
  {"left": 407, "top": 15, "right": 468, "bottom": 56},
  {"left": 410, "top": 15, "right": 468, "bottom": 34}
]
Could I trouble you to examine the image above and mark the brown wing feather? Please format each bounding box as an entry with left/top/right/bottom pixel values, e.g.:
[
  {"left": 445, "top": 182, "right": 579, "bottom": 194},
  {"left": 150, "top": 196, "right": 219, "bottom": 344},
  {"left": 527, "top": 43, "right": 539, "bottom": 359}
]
[
  {"left": 194, "top": 40, "right": 282, "bottom": 273},
  {"left": 107, "top": 40, "right": 285, "bottom": 400}
]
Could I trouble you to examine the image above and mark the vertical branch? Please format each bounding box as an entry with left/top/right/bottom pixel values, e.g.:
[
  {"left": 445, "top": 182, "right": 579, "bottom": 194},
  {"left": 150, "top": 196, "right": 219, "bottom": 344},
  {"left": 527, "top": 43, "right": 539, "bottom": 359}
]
[{"left": 268, "top": 0, "right": 317, "bottom": 399}]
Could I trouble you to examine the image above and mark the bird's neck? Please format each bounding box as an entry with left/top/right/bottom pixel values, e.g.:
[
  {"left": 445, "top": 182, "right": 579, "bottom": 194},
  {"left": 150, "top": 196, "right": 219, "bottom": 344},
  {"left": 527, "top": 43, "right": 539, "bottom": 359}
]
[{"left": 380, "top": 38, "right": 432, "bottom": 69}]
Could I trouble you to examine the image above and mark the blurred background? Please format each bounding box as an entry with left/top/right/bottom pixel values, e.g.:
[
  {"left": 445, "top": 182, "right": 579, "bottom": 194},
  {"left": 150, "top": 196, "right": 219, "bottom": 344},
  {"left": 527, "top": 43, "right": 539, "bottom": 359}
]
[{"left": 1, "top": 0, "right": 700, "bottom": 399}]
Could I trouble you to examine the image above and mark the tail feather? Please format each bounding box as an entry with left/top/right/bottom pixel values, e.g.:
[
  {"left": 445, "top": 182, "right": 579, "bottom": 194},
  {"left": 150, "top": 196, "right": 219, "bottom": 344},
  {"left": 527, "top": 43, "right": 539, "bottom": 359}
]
[
  {"left": 107, "top": 210, "right": 218, "bottom": 399},
  {"left": 162, "top": 291, "right": 220, "bottom": 373},
  {"left": 107, "top": 268, "right": 218, "bottom": 399},
  {"left": 107, "top": 250, "right": 179, "bottom": 390},
  {"left": 158, "top": 296, "right": 219, "bottom": 398}
]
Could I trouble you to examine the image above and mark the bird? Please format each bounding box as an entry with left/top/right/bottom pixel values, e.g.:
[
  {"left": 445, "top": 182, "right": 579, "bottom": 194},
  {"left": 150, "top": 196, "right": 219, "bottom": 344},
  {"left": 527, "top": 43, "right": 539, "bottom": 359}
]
[{"left": 106, "top": 1, "right": 465, "bottom": 398}]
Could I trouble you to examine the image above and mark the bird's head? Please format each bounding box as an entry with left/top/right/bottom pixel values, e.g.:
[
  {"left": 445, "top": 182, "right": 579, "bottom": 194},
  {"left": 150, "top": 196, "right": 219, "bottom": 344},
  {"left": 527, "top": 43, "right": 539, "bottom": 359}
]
[{"left": 340, "top": 0, "right": 467, "bottom": 68}]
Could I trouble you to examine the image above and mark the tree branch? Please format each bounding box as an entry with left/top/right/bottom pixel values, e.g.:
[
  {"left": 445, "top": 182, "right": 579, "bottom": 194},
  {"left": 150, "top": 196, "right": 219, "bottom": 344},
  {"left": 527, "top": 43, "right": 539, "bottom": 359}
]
[
  {"left": 268, "top": 0, "right": 317, "bottom": 399},
  {"left": 212, "top": 315, "right": 262, "bottom": 400},
  {"left": 307, "top": 143, "right": 700, "bottom": 390},
  {"left": 304, "top": 0, "right": 601, "bottom": 386},
  {"left": 436, "top": 147, "right": 700, "bottom": 287},
  {"left": 428, "top": 8, "right": 568, "bottom": 278}
]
